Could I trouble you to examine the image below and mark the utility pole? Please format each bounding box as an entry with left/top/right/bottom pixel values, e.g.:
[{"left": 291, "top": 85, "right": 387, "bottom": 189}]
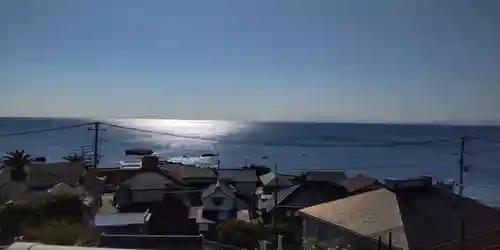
[
  {"left": 88, "top": 122, "right": 105, "bottom": 168},
  {"left": 272, "top": 163, "right": 278, "bottom": 242},
  {"left": 458, "top": 136, "right": 468, "bottom": 250},
  {"left": 458, "top": 136, "right": 468, "bottom": 197}
]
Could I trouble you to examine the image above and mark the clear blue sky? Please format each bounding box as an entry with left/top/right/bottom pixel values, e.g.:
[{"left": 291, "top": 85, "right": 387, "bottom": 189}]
[{"left": 1, "top": 0, "right": 499, "bottom": 123}]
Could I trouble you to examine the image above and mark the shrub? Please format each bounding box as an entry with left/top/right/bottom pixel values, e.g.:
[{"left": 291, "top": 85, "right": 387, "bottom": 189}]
[
  {"left": 41, "top": 194, "right": 89, "bottom": 223},
  {"left": 22, "top": 220, "right": 91, "bottom": 246},
  {"left": 0, "top": 194, "right": 89, "bottom": 243},
  {"left": 217, "top": 219, "right": 270, "bottom": 249}
]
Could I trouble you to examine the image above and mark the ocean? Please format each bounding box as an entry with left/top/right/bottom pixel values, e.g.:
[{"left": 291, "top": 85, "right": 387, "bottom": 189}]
[{"left": 1, "top": 117, "right": 500, "bottom": 205}]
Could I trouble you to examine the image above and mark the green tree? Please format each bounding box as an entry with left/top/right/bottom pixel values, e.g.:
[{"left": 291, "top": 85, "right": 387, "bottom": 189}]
[
  {"left": 42, "top": 194, "right": 89, "bottom": 223},
  {"left": 217, "top": 219, "right": 269, "bottom": 249},
  {"left": 3, "top": 150, "right": 33, "bottom": 182},
  {"left": 22, "top": 220, "right": 92, "bottom": 246},
  {"left": 62, "top": 154, "right": 84, "bottom": 163}
]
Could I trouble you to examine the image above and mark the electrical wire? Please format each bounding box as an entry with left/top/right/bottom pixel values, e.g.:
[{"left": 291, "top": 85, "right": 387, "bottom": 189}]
[
  {"left": 101, "top": 122, "right": 216, "bottom": 141},
  {"left": 101, "top": 122, "right": 451, "bottom": 148},
  {"left": 469, "top": 136, "right": 500, "bottom": 144},
  {"left": 0, "top": 122, "right": 94, "bottom": 137}
]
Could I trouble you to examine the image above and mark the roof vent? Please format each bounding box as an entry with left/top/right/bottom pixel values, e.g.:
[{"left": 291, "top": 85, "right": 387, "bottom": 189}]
[{"left": 385, "top": 176, "right": 433, "bottom": 190}]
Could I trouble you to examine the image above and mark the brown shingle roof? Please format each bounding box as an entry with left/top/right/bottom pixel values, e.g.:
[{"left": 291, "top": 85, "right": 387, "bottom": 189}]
[{"left": 300, "top": 186, "right": 500, "bottom": 250}]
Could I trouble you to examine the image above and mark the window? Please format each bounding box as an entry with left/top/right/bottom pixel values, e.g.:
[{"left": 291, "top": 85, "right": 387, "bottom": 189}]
[{"left": 212, "top": 197, "right": 224, "bottom": 206}]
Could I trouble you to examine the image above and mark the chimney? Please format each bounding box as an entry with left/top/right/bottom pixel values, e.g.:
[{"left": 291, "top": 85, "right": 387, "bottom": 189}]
[{"left": 141, "top": 155, "right": 160, "bottom": 171}]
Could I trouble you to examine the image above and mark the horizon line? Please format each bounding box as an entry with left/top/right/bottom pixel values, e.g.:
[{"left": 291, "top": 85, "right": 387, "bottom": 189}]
[{"left": 1, "top": 115, "right": 499, "bottom": 127}]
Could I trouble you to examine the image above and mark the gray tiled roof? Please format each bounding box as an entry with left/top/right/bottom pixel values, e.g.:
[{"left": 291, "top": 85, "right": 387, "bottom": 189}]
[
  {"left": 162, "top": 164, "right": 216, "bottom": 179},
  {"left": 300, "top": 186, "right": 500, "bottom": 250},
  {"left": 258, "top": 185, "right": 300, "bottom": 211},
  {"left": 259, "top": 172, "right": 293, "bottom": 186},
  {"left": 218, "top": 169, "right": 258, "bottom": 182},
  {"left": 26, "top": 162, "right": 86, "bottom": 190},
  {"left": 259, "top": 183, "right": 348, "bottom": 212},
  {"left": 122, "top": 171, "right": 184, "bottom": 190}
]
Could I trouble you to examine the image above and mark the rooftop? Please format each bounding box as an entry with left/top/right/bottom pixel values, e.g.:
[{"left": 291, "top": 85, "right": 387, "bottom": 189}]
[
  {"left": 218, "top": 169, "right": 258, "bottom": 182},
  {"left": 300, "top": 186, "right": 500, "bottom": 250}
]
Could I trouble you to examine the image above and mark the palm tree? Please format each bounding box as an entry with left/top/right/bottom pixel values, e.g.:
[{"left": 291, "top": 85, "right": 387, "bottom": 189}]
[
  {"left": 62, "top": 154, "right": 83, "bottom": 163},
  {"left": 3, "top": 150, "right": 33, "bottom": 182}
]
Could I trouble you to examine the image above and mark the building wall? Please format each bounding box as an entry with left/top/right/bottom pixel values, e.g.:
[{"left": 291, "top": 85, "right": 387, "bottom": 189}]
[{"left": 203, "top": 191, "right": 234, "bottom": 211}]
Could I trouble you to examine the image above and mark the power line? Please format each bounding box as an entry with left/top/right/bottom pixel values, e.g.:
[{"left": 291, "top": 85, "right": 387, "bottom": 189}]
[
  {"left": 0, "top": 122, "right": 94, "bottom": 137},
  {"left": 101, "top": 122, "right": 451, "bottom": 148},
  {"left": 101, "top": 122, "right": 216, "bottom": 141},
  {"left": 469, "top": 136, "right": 500, "bottom": 144}
]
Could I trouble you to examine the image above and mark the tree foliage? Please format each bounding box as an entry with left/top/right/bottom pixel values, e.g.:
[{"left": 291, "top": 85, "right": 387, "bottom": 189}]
[
  {"left": 0, "top": 194, "right": 90, "bottom": 244},
  {"left": 41, "top": 194, "right": 89, "bottom": 223},
  {"left": 216, "top": 219, "right": 269, "bottom": 249},
  {"left": 3, "top": 150, "right": 33, "bottom": 182},
  {"left": 22, "top": 220, "right": 91, "bottom": 246}
]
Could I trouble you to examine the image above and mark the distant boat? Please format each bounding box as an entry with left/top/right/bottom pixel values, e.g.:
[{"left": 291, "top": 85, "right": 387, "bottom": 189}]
[{"left": 201, "top": 153, "right": 219, "bottom": 157}]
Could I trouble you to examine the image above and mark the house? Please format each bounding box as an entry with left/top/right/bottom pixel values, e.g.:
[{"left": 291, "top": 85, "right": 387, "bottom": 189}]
[
  {"left": 162, "top": 163, "right": 217, "bottom": 189},
  {"left": 0, "top": 162, "right": 87, "bottom": 201},
  {"left": 299, "top": 176, "right": 500, "bottom": 250},
  {"left": 218, "top": 168, "right": 259, "bottom": 199},
  {"left": 258, "top": 182, "right": 348, "bottom": 223},
  {"left": 202, "top": 182, "right": 248, "bottom": 223},
  {"left": 147, "top": 192, "right": 201, "bottom": 235},
  {"left": 113, "top": 156, "right": 186, "bottom": 211},
  {"left": 338, "top": 173, "right": 384, "bottom": 195},
  {"left": 0, "top": 162, "right": 103, "bottom": 215},
  {"left": 257, "top": 172, "right": 297, "bottom": 201},
  {"left": 189, "top": 206, "right": 215, "bottom": 233}
]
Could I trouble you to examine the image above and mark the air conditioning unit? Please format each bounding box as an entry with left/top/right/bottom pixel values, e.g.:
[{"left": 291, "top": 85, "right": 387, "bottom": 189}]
[{"left": 385, "top": 176, "right": 433, "bottom": 190}]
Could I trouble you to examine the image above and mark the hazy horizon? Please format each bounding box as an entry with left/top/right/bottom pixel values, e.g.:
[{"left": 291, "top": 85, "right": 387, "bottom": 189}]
[
  {"left": 2, "top": 0, "right": 499, "bottom": 123},
  {"left": 2, "top": 115, "right": 500, "bottom": 127}
]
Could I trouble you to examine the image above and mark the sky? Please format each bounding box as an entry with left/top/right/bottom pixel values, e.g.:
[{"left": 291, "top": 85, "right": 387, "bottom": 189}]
[{"left": 1, "top": 0, "right": 499, "bottom": 123}]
